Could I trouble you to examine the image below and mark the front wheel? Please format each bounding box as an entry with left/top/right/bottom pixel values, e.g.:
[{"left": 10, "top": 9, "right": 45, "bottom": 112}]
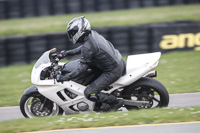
[
  {"left": 122, "top": 77, "right": 169, "bottom": 110},
  {"left": 20, "top": 95, "right": 63, "bottom": 118}
]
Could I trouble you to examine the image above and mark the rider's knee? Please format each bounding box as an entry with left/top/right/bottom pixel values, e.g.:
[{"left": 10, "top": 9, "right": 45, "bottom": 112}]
[{"left": 84, "top": 87, "right": 90, "bottom": 98}]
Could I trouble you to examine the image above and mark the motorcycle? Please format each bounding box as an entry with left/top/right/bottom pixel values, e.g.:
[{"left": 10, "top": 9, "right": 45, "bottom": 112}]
[{"left": 20, "top": 48, "right": 169, "bottom": 118}]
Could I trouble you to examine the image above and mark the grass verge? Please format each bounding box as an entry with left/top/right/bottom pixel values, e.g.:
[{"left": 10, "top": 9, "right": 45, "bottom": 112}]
[
  {"left": 0, "top": 107, "right": 200, "bottom": 133},
  {"left": 0, "top": 51, "right": 199, "bottom": 107},
  {"left": 155, "top": 51, "right": 200, "bottom": 94},
  {"left": 0, "top": 4, "right": 200, "bottom": 37}
]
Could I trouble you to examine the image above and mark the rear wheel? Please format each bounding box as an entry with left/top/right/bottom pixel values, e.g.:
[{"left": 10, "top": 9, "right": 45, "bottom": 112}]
[
  {"left": 122, "top": 77, "right": 169, "bottom": 110},
  {"left": 20, "top": 95, "right": 63, "bottom": 118}
]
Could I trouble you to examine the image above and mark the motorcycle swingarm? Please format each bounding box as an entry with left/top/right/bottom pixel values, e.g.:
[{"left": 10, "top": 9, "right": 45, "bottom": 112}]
[{"left": 123, "top": 99, "right": 149, "bottom": 106}]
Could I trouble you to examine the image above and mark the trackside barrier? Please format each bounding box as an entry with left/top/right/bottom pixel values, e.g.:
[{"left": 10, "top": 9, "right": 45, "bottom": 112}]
[
  {"left": 0, "top": 0, "right": 200, "bottom": 20},
  {"left": 0, "top": 21, "right": 200, "bottom": 66}
]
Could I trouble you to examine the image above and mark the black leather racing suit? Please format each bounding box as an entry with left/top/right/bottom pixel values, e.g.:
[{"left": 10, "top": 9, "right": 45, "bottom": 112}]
[{"left": 62, "top": 30, "right": 126, "bottom": 105}]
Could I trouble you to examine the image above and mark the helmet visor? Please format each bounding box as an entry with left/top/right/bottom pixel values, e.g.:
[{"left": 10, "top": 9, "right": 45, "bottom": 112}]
[{"left": 67, "top": 26, "right": 78, "bottom": 40}]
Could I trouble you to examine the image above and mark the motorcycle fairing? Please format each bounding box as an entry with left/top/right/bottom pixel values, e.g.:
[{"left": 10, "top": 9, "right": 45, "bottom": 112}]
[
  {"left": 111, "top": 52, "right": 161, "bottom": 86},
  {"left": 31, "top": 48, "right": 161, "bottom": 114}
]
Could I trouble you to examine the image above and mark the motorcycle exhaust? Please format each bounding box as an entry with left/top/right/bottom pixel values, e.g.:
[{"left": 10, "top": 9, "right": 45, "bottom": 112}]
[
  {"left": 143, "top": 70, "right": 157, "bottom": 78},
  {"left": 123, "top": 99, "right": 149, "bottom": 106}
]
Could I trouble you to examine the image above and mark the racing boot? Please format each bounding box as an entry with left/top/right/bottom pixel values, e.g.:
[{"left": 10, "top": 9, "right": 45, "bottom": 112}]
[
  {"left": 108, "top": 99, "right": 124, "bottom": 112},
  {"left": 98, "top": 93, "right": 124, "bottom": 112}
]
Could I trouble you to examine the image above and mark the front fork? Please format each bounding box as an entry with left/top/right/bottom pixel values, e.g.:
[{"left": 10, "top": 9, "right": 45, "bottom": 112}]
[{"left": 39, "top": 97, "right": 47, "bottom": 112}]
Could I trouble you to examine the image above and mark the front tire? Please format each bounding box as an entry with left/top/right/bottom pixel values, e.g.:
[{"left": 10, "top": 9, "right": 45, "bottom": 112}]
[
  {"left": 122, "top": 77, "right": 169, "bottom": 110},
  {"left": 20, "top": 95, "right": 63, "bottom": 118}
]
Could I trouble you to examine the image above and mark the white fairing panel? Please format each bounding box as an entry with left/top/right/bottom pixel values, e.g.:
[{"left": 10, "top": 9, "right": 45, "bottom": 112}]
[
  {"left": 37, "top": 81, "right": 94, "bottom": 114},
  {"left": 29, "top": 48, "right": 162, "bottom": 114},
  {"left": 126, "top": 52, "right": 161, "bottom": 72},
  {"left": 112, "top": 52, "right": 161, "bottom": 87},
  {"left": 31, "top": 63, "right": 52, "bottom": 84},
  {"left": 37, "top": 81, "right": 86, "bottom": 105}
]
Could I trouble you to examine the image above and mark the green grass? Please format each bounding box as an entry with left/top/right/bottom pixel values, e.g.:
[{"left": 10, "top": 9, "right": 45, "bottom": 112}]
[
  {"left": 0, "top": 4, "right": 200, "bottom": 37},
  {"left": 0, "top": 51, "right": 199, "bottom": 107},
  {"left": 0, "top": 107, "right": 200, "bottom": 133},
  {"left": 0, "top": 63, "right": 33, "bottom": 106},
  {"left": 155, "top": 51, "right": 200, "bottom": 94}
]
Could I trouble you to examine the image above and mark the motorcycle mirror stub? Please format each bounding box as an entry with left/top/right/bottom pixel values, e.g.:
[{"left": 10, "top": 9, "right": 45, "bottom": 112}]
[{"left": 50, "top": 48, "right": 57, "bottom": 53}]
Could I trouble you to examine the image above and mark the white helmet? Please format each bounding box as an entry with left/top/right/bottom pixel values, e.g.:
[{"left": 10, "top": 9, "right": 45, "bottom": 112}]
[{"left": 66, "top": 16, "right": 91, "bottom": 44}]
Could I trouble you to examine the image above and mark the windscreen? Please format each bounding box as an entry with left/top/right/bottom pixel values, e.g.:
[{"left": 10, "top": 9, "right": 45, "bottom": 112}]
[{"left": 34, "top": 51, "right": 51, "bottom": 69}]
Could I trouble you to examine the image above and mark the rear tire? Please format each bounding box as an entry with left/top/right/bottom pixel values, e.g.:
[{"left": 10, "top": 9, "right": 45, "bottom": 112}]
[
  {"left": 122, "top": 77, "right": 169, "bottom": 109},
  {"left": 20, "top": 95, "right": 63, "bottom": 118}
]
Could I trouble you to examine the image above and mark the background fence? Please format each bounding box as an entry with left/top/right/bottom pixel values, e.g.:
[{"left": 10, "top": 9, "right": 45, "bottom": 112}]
[
  {"left": 0, "top": 0, "right": 200, "bottom": 20},
  {"left": 0, "top": 21, "right": 199, "bottom": 66}
]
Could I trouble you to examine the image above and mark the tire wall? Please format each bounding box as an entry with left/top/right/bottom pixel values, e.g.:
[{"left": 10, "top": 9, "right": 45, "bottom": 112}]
[
  {"left": 0, "top": 21, "right": 200, "bottom": 66},
  {"left": 0, "top": 0, "right": 200, "bottom": 20}
]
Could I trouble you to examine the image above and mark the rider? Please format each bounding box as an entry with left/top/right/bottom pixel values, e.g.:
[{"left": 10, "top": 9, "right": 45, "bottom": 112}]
[{"left": 56, "top": 16, "right": 126, "bottom": 111}]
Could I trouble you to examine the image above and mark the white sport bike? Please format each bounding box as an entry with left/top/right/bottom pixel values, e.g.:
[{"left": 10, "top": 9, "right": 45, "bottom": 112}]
[{"left": 20, "top": 48, "right": 169, "bottom": 118}]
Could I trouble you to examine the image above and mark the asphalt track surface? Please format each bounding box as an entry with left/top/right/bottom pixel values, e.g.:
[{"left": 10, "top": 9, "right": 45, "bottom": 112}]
[
  {"left": 1, "top": 92, "right": 200, "bottom": 122},
  {"left": 36, "top": 121, "right": 200, "bottom": 133}
]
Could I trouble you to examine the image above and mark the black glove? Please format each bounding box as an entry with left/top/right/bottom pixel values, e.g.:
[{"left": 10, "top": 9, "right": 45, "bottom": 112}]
[
  {"left": 57, "top": 50, "right": 69, "bottom": 60},
  {"left": 57, "top": 53, "right": 64, "bottom": 60},
  {"left": 56, "top": 74, "right": 70, "bottom": 82}
]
